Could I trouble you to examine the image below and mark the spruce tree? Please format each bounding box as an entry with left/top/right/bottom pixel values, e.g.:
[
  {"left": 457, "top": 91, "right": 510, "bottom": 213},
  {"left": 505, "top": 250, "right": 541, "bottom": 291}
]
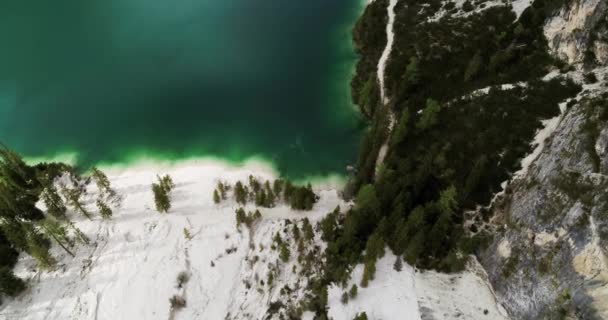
[
  {"left": 405, "top": 229, "right": 426, "bottom": 265},
  {"left": 360, "top": 259, "right": 375, "bottom": 287},
  {"left": 283, "top": 181, "right": 294, "bottom": 202},
  {"left": 248, "top": 175, "right": 260, "bottom": 194},
  {"left": 92, "top": 167, "right": 121, "bottom": 206},
  {"left": 255, "top": 189, "right": 267, "bottom": 207},
  {"left": 213, "top": 189, "right": 220, "bottom": 204},
  {"left": 152, "top": 174, "right": 174, "bottom": 213},
  {"left": 364, "top": 232, "right": 385, "bottom": 261},
  {"left": 235, "top": 181, "right": 247, "bottom": 205},
  {"left": 279, "top": 243, "right": 290, "bottom": 262},
  {"left": 272, "top": 179, "right": 283, "bottom": 198},
  {"left": 302, "top": 218, "right": 314, "bottom": 241},
  {"left": 253, "top": 209, "right": 262, "bottom": 220},
  {"left": 416, "top": 98, "right": 441, "bottom": 130},
  {"left": 96, "top": 199, "right": 113, "bottom": 219},
  {"left": 341, "top": 292, "right": 349, "bottom": 304},
  {"left": 292, "top": 223, "right": 300, "bottom": 241},
  {"left": 40, "top": 218, "right": 74, "bottom": 257},
  {"left": 391, "top": 110, "right": 410, "bottom": 147},
  {"left": 217, "top": 181, "right": 228, "bottom": 200},
  {"left": 42, "top": 187, "right": 66, "bottom": 219},
  {"left": 24, "top": 224, "right": 55, "bottom": 268},
  {"left": 349, "top": 284, "right": 358, "bottom": 299},
  {"left": 91, "top": 167, "right": 111, "bottom": 194},
  {"left": 67, "top": 221, "right": 90, "bottom": 245},
  {"left": 61, "top": 184, "right": 91, "bottom": 220},
  {"left": 353, "top": 312, "right": 368, "bottom": 320},
  {"left": 235, "top": 208, "right": 247, "bottom": 229}
]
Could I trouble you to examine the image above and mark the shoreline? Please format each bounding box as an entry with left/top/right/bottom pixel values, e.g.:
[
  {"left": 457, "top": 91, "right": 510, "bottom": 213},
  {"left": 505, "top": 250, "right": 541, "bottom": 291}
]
[{"left": 26, "top": 151, "right": 348, "bottom": 191}]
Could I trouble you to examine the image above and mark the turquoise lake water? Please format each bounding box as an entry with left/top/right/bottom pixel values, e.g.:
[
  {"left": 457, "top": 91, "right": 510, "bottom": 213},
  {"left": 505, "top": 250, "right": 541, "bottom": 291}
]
[{"left": 0, "top": 0, "right": 363, "bottom": 178}]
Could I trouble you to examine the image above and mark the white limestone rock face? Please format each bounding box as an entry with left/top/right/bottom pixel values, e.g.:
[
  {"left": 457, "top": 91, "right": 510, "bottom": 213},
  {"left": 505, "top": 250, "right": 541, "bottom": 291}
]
[
  {"left": 480, "top": 94, "right": 608, "bottom": 319},
  {"left": 544, "top": 0, "right": 607, "bottom": 64}
]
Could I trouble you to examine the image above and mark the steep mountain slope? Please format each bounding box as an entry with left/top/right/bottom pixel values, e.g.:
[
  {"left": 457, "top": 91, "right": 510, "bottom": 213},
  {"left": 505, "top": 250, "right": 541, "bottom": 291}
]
[
  {"left": 350, "top": 0, "right": 608, "bottom": 318},
  {"left": 477, "top": 1, "right": 608, "bottom": 318},
  {"left": 0, "top": 160, "right": 507, "bottom": 320},
  {"left": 0, "top": 161, "right": 347, "bottom": 319},
  {"left": 480, "top": 79, "right": 608, "bottom": 319}
]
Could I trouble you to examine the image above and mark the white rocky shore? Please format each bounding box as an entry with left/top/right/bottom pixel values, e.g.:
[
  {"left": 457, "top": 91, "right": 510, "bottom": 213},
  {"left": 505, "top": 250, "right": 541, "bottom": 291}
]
[{"left": 0, "top": 158, "right": 506, "bottom": 320}]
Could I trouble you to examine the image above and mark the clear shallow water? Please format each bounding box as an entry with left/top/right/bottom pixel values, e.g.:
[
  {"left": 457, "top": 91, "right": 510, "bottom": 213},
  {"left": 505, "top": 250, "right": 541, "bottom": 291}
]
[{"left": 0, "top": 0, "right": 363, "bottom": 178}]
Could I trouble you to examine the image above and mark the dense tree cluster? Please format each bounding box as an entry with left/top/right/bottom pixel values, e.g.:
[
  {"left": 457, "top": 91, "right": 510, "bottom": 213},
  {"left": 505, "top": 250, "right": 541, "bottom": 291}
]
[
  {"left": 234, "top": 207, "right": 262, "bottom": 230},
  {"left": 351, "top": 0, "right": 389, "bottom": 118},
  {"left": 0, "top": 147, "right": 118, "bottom": 298},
  {"left": 0, "top": 148, "right": 56, "bottom": 296},
  {"left": 91, "top": 167, "right": 121, "bottom": 219},
  {"left": 152, "top": 174, "right": 175, "bottom": 213},
  {"left": 305, "top": 0, "right": 583, "bottom": 317},
  {"left": 214, "top": 176, "right": 318, "bottom": 211}
]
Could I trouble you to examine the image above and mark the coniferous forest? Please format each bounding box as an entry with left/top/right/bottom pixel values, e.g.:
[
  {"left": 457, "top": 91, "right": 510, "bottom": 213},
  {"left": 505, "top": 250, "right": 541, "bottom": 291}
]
[{"left": 307, "top": 0, "right": 583, "bottom": 313}]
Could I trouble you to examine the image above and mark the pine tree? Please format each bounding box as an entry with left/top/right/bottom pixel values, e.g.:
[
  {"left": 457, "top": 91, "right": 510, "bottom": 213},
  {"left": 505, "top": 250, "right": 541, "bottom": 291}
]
[
  {"left": 92, "top": 167, "right": 121, "bottom": 206},
  {"left": 405, "top": 229, "right": 426, "bottom": 265},
  {"left": 235, "top": 181, "right": 247, "bottom": 205},
  {"left": 292, "top": 223, "right": 300, "bottom": 241},
  {"left": 364, "top": 232, "right": 385, "bottom": 261},
  {"left": 416, "top": 98, "right": 441, "bottom": 130},
  {"left": 360, "top": 259, "right": 376, "bottom": 287},
  {"left": 356, "top": 185, "right": 380, "bottom": 219},
  {"left": 283, "top": 181, "right": 294, "bottom": 202},
  {"left": 289, "top": 184, "right": 317, "bottom": 210},
  {"left": 160, "top": 174, "right": 175, "bottom": 191},
  {"left": 96, "top": 199, "right": 113, "bottom": 219},
  {"left": 61, "top": 184, "right": 91, "bottom": 219},
  {"left": 248, "top": 175, "right": 260, "bottom": 194},
  {"left": 255, "top": 189, "right": 267, "bottom": 207},
  {"left": 353, "top": 312, "right": 368, "bottom": 320},
  {"left": 152, "top": 175, "right": 173, "bottom": 213},
  {"left": 217, "top": 181, "right": 228, "bottom": 200},
  {"left": 302, "top": 218, "right": 314, "bottom": 241},
  {"left": 41, "top": 185, "right": 67, "bottom": 219},
  {"left": 349, "top": 284, "right": 358, "bottom": 299},
  {"left": 391, "top": 110, "right": 410, "bottom": 147},
  {"left": 24, "top": 224, "right": 55, "bottom": 268},
  {"left": 40, "top": 218, "right": 74, "bottom": 257},
  {"left": 213, "top": 189, "right": 220, "bottom": 204},
  {"left": 67, "top": 221, "right": 90, "bottom": 245},
  {"left": 91, "top": 167, "right": 111, "bottom": 194},
  {"left": 279, "top": 243, "right": 290, "bottom": 262},
  {"left": 0, "top": 147, "right": 41, "bottom": 200},
  {"left": 341, "top": 291, "right": 349, "bottom": 304},
  {"left": 404, "top": 57, "right": 420, "bottom": 85},
  {"left": 265, "top": 182, "right": 276, "bottom": 208},
  {"left": 273, "top": 232, "right": 283, "bottom": 246},
  {"left": 235, "top": 208, "right": 247, "bottom": 229},
  {"left": 253, "top": 209, "right": 262, "bottom": 220},
  {"left": 272, "top": 179, "right": 283, "bottom": 199}
]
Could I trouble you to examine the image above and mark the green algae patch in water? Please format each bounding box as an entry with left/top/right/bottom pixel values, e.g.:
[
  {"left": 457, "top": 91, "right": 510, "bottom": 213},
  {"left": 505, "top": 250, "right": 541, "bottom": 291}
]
[{"left": 0, "top": 0, "right": 364, "bottom": 179}]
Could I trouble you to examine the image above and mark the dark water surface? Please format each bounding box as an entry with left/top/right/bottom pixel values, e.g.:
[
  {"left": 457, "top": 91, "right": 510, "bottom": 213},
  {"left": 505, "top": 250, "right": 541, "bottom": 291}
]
[{"left": 0, "top": 0, "right": 363, "bottom": 178}]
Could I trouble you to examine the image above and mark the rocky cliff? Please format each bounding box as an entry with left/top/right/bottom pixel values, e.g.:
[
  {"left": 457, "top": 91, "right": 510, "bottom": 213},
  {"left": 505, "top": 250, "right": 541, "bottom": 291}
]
[{"left": 480, "top": 1, "right": 608, "bottom": 318}]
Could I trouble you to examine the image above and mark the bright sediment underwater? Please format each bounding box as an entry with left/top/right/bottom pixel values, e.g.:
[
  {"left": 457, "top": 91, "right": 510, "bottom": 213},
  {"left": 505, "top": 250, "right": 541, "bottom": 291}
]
[{"left": 0, "top": 0, "right": 364, "bottom": 179}]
